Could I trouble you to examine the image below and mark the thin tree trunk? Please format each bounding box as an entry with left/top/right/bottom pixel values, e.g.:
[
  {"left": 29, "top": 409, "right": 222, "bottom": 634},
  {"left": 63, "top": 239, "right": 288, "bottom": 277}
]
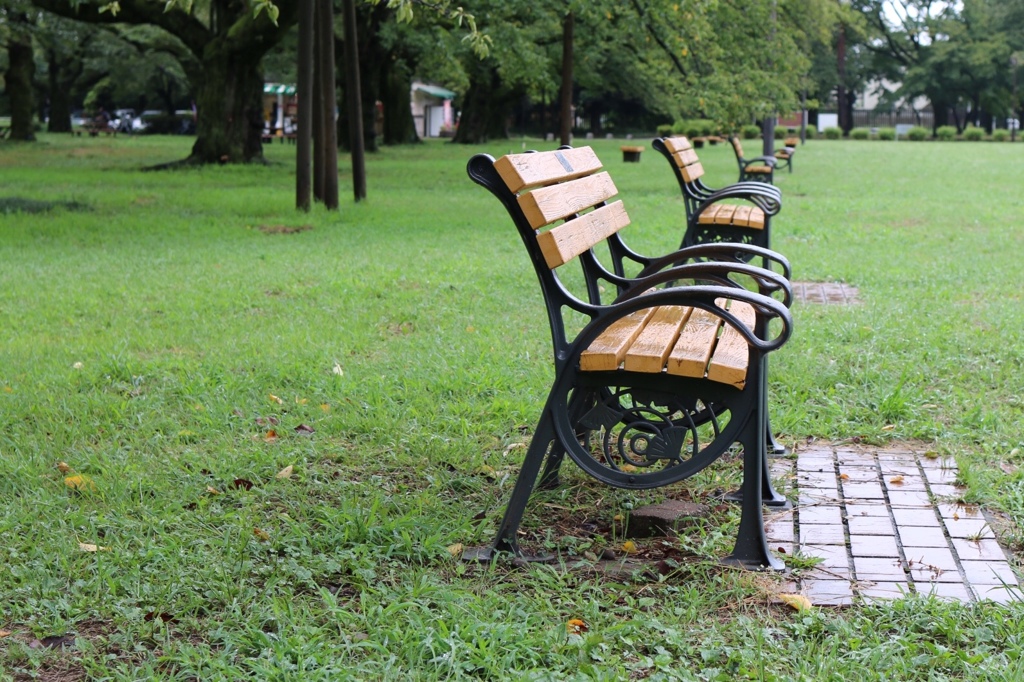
[
  {"left": 46, "top": 50, "right": 74, "bottom": 134},
  {"left": 559, "top": 11, "right": 574, "bottom": 146},
  {"left": 343, "top": 0, "right": 366, "bottom": 201},
  {"left": 296, "top": 0, "right": 315, "bottom": 210},
  {"left": 317, "top": 0, "right": 339, "bottom": 208}
]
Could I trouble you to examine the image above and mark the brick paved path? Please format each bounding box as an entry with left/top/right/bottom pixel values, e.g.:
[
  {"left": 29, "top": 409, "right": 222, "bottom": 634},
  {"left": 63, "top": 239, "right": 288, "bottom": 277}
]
[{"left": 768, "top": 443, "right": 1021, "bottom": 605}]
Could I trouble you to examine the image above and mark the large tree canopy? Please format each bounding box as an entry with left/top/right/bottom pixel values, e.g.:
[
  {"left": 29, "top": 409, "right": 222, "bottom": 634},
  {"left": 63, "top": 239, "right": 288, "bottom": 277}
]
[{"left": 32, "top": 0, "right": 298, "bottom": 163}]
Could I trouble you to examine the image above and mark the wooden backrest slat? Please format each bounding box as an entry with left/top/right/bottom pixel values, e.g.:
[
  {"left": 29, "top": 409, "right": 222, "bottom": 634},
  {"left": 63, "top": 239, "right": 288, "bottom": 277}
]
[
  {"left": 658, "top": 136, "right": 705, "bottom": 183},
  {"left": 707, "top": 301, "right": 754, "bottom": 387},
  {"left": 677, "top": 148, "right": 700, "bottom": 167},
  {"left": 495, "top": 147, "right": 603, "bottom": 193},
  {"left": 661, "top": 136, "right": 693, "bottom": 154},
  {"left": 731, "top": 138, "right": 744, "bottom": 155},
  {"left": 518, "top": 172, "right": 619, "bottom": 229},
  {"left": 536, "top": 201, "right": 630, "bottom": 269}
]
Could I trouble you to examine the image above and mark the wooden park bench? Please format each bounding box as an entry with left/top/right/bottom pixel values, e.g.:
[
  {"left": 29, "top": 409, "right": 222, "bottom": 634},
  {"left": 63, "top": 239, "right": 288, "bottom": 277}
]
[
  {"left": 653, "top": 136, "right": 782, "bottom": 254},
  {"left": 774, "top": 136, "right": 799, "bottom": 173},
  {"left": 465, "top": 146, "right": 793, "bottom": 570},
  {"left": 730, "top": 137, "right": 777, "bottom": 183},
  {"left": 83, "top": 123, "right": 117, "bottom": 137}
]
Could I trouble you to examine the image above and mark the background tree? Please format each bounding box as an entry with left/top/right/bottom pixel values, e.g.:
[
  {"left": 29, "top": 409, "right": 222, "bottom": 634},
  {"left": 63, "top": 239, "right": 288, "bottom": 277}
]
[{"left": 2, "top": 3, "right": 37, "bottom": 140}]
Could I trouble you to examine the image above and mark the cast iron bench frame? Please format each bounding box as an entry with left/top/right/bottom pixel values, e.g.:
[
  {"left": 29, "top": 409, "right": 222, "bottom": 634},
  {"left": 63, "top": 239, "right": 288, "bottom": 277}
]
[
  {"left": 729, "top": 136, "right": 777, "bottom": 184},
  {"left": 774, "top": 136, "right": 799, "bottom": 173},
  {"left": 466, "top": 146, "right": 793, "bottom": 570}
]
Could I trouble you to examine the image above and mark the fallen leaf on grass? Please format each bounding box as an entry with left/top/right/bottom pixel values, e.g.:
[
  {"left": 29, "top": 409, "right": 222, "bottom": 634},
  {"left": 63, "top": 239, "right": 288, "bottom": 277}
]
[
  {"left": 778, "top": 594, "right": 813, "bottom": 611},
  {"left": 447, "top": 543, "right": 463, "bottom": 557},
  {"left": 253, "top": 527, "right": 271, "bottom": 541},
  {"left": 64, "top": 474, "right": 97, "bottom": 492},
  {"left": 567, "top": 619, "right": 588, "bottom": 635},
  {"left": 882, "top": 425, "right": 895, "bottom": 431},
  {"left": 476, "top": 465, "right": 497, "bottom": 479},
  {"left": 143, "top": 611, "right": 176, "bottom": 623},
  {"left": 57, "top": 461, "right": 71, "bottom": 473},
  {"left": 0, "top": 630, "right": 12, "bottom": 638},
  {"left": 332, "top": 363, "right": 344, "bottom": 376},
  {"left": 320, "top": 403, "right": 331, "bottom": 412},
  {"left": 1000, "top": 462, "right": 1018, "bottom": 475},
  {"left": 269, "top": 393, "right": 283, "bottom": 404},
  {"left": 275, "top": 465, "right": 294, "bottom": 479},
  {"left": 29, "top": 635, "right": 75, "bottom": 649},
  {"left": 264, "top": 430, "right": 279, "bottom": 442},
  {"left": 232, "top": 478, "right": 255, "bottom": 490},
  {"left": 206, "top": 486, "right": 221, "bottom": 495},
  {"left": 78, "top": 542, "right": 109, "bottom": 552},
  {"left": 294, "top": 424, "right": 315, "bottom": 435},
  {"left": 255, "top": 415, "right": 280, "bottom": 427},
  {"left": 621, "top": 540, "right": 638, "bottom": 554}
]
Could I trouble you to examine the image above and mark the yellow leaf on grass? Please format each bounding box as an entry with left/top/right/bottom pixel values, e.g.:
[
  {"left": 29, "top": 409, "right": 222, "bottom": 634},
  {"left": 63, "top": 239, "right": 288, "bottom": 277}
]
[
  {"left": 621, "top": 540, "right": 638, "bottom": 554},
  {"left": 320, "top": 403, "right": 331, "bottom": 412},
  {"left": 778, "top": 594, "right": 813, "bottom": 611},
  {"left": 0, "top": 630, "right": 11, "bottom": 638},
  {"left": 567, "top": 618, "right": 588, "bottom": 634},
  {"left": 206, "top": 486, "right": 221, "bottom": 495},
  {"left": 269, "top": 393, "right": 283, "bottom": 404},
  {"left": 57, "top": 461, "right": 71, "bottom": 473},
  {"left": 253, "top": 527, "right": 271, "bottom": 541},
  {"left": 295, "top": 397, "right": 308, "bottom": 405},
  {"left": 64, "top": 475, "right": 96, "bottom": 492},
  {"left": 78, "top": 542, "right": 109, "bottom": 552},
  {"left": 275, "top": 465, "right": 293, "bottom": 479},
  {"left": 447, "top": 543, "right": 463, "bottom": 557},
  {"left": 889, "top": 476, "right": 905, "bottom": 485},
  {"left": 621, "top": 464, "right": 638, "bottom": 473}
]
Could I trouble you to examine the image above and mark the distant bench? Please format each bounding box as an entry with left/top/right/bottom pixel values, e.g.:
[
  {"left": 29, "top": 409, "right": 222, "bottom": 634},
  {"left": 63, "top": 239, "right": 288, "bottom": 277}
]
[
  {"left": 465, "top": 145, "right": 793, "bottom": 570},
  {"left": 83, "top": 124, "right": 117, "bottom": 137}
]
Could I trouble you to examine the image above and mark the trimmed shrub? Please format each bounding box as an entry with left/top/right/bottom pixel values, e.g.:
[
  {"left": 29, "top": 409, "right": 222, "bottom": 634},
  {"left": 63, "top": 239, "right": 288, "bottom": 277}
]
[
  {"left": 803, "top": 128, "right": 816, "bottom": 140},
  {"left": 698, "top": 120, "right": 716, "bottom": 136},
  {"left": 850, "top": 127, "right": 870, "bottom": 140},
  {"left": 877, "top": 127, "right": 896, "bottom": 141},
  {"left": 936, "top": 125, "right": 957, "bottom": 141},
  {"left": 773, "top": 127, "right": 786, "bottom": 139},
  {"left": 823, "top": 127, "right": 842, "bottom": 139},
  {"left": 992, "top": 129, "right": 1010, "bottom": 142},
  {"left": 741, "top": 124, "right": 761, "bottom": 140},
  {"left": 963, "top": 125, "right": 984, "bottom": 141},
  {"left": 656, "top": 123, "right": 674, "bottom": 137},
  {"left": 906, "top": 126, "right": 929, "bottom": 141}
]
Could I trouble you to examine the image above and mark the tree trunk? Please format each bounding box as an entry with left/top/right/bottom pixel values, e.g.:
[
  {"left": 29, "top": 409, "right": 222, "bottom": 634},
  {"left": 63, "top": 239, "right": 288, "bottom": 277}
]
[
  {"left": 188, "top": 42, "right": 266, "bottom": 163},
  {"left": 7, "top": 21, "right": 37, "bottom": 142},
  {"left": 380, "top": 64, "right": 418, "bottom": 145},
  {"left": 559, "top": 11, "right": 574, "bottom": 146},
  {"left": 46, "top": 50, "right": 73, "bottom": 134},
  {"left": 452, "top": 62, "right": 515, "bottom": 144}
]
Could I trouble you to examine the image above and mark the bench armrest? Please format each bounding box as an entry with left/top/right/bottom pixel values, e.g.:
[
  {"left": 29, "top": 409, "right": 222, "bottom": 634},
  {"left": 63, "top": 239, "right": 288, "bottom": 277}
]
[
  {"left": 636, "top": 243, "right": 792, "bottom": 282},
  {"left": 698, "top": 187, "right": 781, "bottom": 216},
  {"left": 619, "top": 261, "right": 792, "bottom": 309},
  {"left": 744, "top": 156, "right": 777, "bottom": 167}
]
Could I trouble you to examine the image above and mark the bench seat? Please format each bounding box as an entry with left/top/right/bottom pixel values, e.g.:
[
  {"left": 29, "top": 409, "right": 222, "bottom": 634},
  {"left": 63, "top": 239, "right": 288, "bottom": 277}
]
[
  {"left": 696, "top": 204, "right": 766, "bottom": 229},
  {"left": 581, "top": 300, "right": 754, "bottom": 388}
]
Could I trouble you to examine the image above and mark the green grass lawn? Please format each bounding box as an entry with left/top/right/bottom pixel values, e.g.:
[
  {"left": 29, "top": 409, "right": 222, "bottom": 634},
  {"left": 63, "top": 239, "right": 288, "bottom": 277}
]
[{"left": 1, "top": 133, "right": 1022, "bottom": 680}]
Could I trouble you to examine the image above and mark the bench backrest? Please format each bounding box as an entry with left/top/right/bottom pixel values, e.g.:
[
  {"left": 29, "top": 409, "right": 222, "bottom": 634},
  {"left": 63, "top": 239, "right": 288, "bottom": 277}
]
[
  {"left": 731, "top": 137, "right": 745, "bottom": 158},
  {"left": 657, "top": 136, "right": 705, "bottom": 184},
  {"left": 492, "top": 147, "right": 630, "bottom": 270}
]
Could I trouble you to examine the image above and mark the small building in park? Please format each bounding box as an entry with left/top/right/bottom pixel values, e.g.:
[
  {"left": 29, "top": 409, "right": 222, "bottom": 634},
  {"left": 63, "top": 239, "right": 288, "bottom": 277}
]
[
  {"left": 411, "top": 82, "right": 456, "bottom": 138},
  {"left": 263, "top": 83, "right": 297, "bottom": 134}
]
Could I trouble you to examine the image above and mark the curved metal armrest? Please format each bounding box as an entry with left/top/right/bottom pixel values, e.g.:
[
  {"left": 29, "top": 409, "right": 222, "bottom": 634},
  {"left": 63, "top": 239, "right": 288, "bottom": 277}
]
[
  {"left": 575, "top": 284, "right": 792, "bottom": 357},
  {"left": 618, "top": 261, "right": 792, "bottom": 309},
  {"left": 636, "top": 243, "right": 792, "bottom": 282},
  {"left": 744, "top": 156, "right": 777, "bottom": 167},
  {"left": 699, "top": 187, "right": 781, "bottom": 215}
]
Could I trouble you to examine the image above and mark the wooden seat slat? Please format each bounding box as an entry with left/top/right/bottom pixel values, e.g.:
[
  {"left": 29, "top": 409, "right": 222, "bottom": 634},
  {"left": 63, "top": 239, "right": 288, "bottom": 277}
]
[
  {"left": 707, "top": 302, "right": 755, "bottom": 388},
  {"left": 536, "top": 201, "right": 631, "bottom": 269},
  {"left": 697, "top": 204, "right": 722, "bottom": 224},
  {"left": 579, "top": 308, "right": 658, "bottom": 371},
  {"left": 746, "top": 165, "right": 772, "bottom": 174},
  {"left": 747, "top": 207, "right": 766, "bottom": 229},
  {"left": 732, "top": 205, "right": 753, "bottom": 227},
  {"left": 666, "top": 307, "right": 722, "bottom": 379},
  {"left": 495, "top": 147, "right": 603, "bottom": 193},
  {"left": 518, "top": 172, "right": 619, "bottom": 229},
  {"left": 713, "top": 204, "right": 738, "bottom": 225},
  {"left": 623, "top": 305, "right": 690, "bottom": 373}
]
